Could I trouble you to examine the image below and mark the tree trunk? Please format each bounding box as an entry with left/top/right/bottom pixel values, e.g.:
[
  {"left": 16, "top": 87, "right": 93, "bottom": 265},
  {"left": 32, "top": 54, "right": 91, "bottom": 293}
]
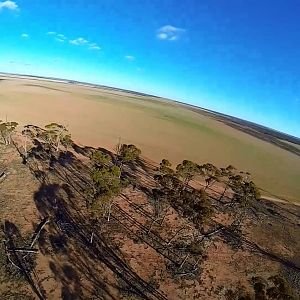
[
  {"left": 107, "top": 202, "right": 113, "bottom": 222},
  {"left": 24, "top": 135, "right": 28, "bottom": 158},
  {"left": 7, "top": 248, "right": 38, "bottom": 253},
  {"left": 219, "top": 185, "right": 228, "bottom": 202},
  {"left": 119, "top": 162, "right": 124, "bottom": 178},
  {"left": 56, "top": 134, "right": 60, "bottom": 152},
  {"left": 30, "top": 218, "right": 50, "bottom": 248},
  {"left": 90, "top": 232, "right": 94, "bottom": 244}
]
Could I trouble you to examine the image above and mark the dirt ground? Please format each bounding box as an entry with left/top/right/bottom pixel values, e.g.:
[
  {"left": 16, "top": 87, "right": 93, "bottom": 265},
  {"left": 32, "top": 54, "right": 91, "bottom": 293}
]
[
  {"left": 0, "top": 76, "right": 299, "bottom": 202},
  {"left": 0, "top": 139, "right": 299, "bottom": 300}
]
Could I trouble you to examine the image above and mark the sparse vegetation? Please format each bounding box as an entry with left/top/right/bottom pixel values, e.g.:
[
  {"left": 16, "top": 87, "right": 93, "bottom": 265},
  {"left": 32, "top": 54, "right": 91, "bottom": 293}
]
[
  {"left": 43, "top": 123, "right": 72, "bottom": 151},
  {"left": 0, "top": 120, "right": 18, "bottom": 145},
  {"left": 0, "top": 122, "right": 299, "bottom": 299},
  {"left": 88, "top": 150, "right": 122, "bottom": 222}
]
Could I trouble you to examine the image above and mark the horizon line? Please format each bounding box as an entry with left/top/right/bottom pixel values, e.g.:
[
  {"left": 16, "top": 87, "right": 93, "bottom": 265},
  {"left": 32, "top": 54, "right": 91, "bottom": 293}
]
[{"left": 1, "top": 70, "right": 299, "bottom": 141}]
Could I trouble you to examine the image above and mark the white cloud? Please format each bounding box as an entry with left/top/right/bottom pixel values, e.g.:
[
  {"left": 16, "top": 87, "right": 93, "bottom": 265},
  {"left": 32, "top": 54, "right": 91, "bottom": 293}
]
[
  {"left": 156, "top": 25, "right": 185, "bottom": 41},
  {"left": 125, "top": 55, "right": 135, "bottom": 61},
  {"left": 88, "top": 42, "right": 101, "bottom": 50},
  {"left": 55, "top": 34, "right": 66, "bottom": 42},
  {"left": 47, "top": 32, "right": 68, "bottom": 42},
  {"left": 0, "top": 0, "right": 18, "bottom": 11},
  {"left": 55, "top": 38, "right": 65, "bottom": 42},
  {"left": 47, "top": 32, "right": 100, "bottom": 51},
  {"left": 70, "top": 37, "right": 88, "bottom": 45},
  {"left": 56, "top": 33, "right": 66, "bottom": 40},
  {"left": 21, "top": 33, "right": 29, "bottom": 39}
]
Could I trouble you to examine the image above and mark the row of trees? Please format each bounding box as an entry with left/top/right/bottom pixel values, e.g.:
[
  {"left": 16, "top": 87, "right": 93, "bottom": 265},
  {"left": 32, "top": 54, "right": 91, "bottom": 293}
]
[
  {"left": 22, "top": 123, "right": 72, "bottom": 156},
  {"left": 2, "top": 122, "right": 295, "bottom": 299},
  {"left": 0, "top": 120, "right": 260, "bottom": 229},
  {"left": 159, "top": 158, "right": 260, "bottom": 201},
  {"left": 0, "top": 121, "right": 141, "bottom": 226},
  {"left": 153, "top": 158, "right": 260, "bottom": 230},
  {"left": 0, "top": 121, "right": 72, "bottom": 160},
  {"left": 0, "top": 121, "right": 260, "bottom": 230}
]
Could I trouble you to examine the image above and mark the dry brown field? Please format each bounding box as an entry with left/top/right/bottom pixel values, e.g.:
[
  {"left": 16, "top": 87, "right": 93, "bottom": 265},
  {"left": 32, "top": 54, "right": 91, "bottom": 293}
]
[{"left": 0, "top": 76, "right": 299, "bottom": 202}]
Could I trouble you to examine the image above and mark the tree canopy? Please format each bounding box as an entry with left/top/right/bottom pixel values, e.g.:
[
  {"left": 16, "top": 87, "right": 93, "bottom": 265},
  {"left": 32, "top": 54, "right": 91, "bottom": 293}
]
[
  {"left": 118, "top": 144, "right": 141, "bottom": 164},
  {"left": 176, "top": 160, "right": 200, "bottom": 187},
  {"left": 43, "top": 123, "right": 72, "bottom": 151},
  {"left": 0, "top": 121, "right": 18, "bottom": 145}
]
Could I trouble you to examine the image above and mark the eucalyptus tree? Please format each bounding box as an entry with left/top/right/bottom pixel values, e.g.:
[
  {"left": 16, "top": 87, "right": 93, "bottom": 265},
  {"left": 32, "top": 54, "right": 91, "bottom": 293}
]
[
  {"left": 219, "top": 165, "right": 237, "bottom": 201},
  {"left": 200, "top": 163, "right": 221, "bottom": 191},
  {"left": 175, "top": 160, "right": 201, "bottom": 190},
  {"left": 118, "top": 144, "right": 141, "bottom": 169},
  {"left": 226, "top": 172, "right": 261, "bottom": 229},
  {"left": 90, "top": 150, "right": 111, "bottom": 168},
  {"left": 88, "top": 151, "right": 122, "bottom": 222},
  {"left": 43, "top": 123, "right": 72, "bottom": 152},
  {"left": 21, "top": 128, "right": 36, "bottom": 159},
  {"left": 230, "top": 173, "right": 261, "bottom": 207},
  {"left": 154, "top": 173, "right": 181, "bottom": 195},
  {"left": 181, "top": 188, "right": 213, "bottom": 228},
  {"left": 147, "top": 188, "right": 171, "bottom": 232},
  {"left": 0, "top": 121, "right": 18, "bottom": 145},
  {"left": 158, "top": 159, "right": 174, "bottom": 175}
]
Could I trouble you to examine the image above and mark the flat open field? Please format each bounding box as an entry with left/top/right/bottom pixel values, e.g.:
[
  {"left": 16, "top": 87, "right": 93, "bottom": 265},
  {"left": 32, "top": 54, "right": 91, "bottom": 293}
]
[{"left": 0, "top": 76, "right": 299, "bottom": 202}]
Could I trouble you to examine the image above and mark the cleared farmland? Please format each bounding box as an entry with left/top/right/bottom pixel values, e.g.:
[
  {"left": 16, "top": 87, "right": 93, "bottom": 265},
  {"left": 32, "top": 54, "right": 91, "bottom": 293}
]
[{"left": 0, "top": 76, "right": 299, "bottom": 202}]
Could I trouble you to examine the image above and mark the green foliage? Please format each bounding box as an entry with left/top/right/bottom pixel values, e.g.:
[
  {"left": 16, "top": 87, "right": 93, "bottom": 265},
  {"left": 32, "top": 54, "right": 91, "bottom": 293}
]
[
  {"left": 90, "top": 192, "right": 114, "bottom": 219},
  {"left": 118, "top": 144, "right": 141, "bottom": 164},
  {"left": 23, "top": 124, "right": 44, "bottom": 139},
  {"left": 91, "top": 150, "right": 111, "bottom": 167},
  {"left": 176, "top": 160, "right": 200, "bottom": 184},
  {"left": 154, "top": 174, "right": 182, "bottom": 194},
  {"left": 191, "top": 190, "right": 213, "bottom": 227},
  {"left": 88, "top": 149, "right": 122, "bottom": 220},
  {"left": 200, "top": 163, "right": 221, "bottom": 189},
  {"left": 155, "top": 159, "right": 215, "bottom": 228},
  {"left": 230, "top": 174, "right": 261, "bottom": 207},
  {"left": 158, "top": 159, "right": 174, "bottom": 175},
  {"left": 44, "top": 123, "right": 72, "bottom": 151},
  {"left": 61, "top": 132, "right": 72, "bottom": 148},
  {"left": 155, "top": 164, "right": 213, "bottom": 227},
  {"left": 0, "top": 121, "right": 18, "bottom": 145},
  {"left": 91, "top": 165, "right": 121, "bottom": 197}
]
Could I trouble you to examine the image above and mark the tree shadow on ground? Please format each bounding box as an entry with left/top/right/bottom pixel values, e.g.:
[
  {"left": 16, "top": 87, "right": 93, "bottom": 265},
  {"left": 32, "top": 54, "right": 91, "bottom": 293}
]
[
  {"left": 27, "top": 140, "right": 167, "bottom": 299},
  {"left": 33, "top": 181, "right": 167, "bottom": 300},
  {"left": 49, "top": 261, "right": 83, "bottom": 300},
  {"left": 1, "top": 220, "right": 46, "bottom": 299}
]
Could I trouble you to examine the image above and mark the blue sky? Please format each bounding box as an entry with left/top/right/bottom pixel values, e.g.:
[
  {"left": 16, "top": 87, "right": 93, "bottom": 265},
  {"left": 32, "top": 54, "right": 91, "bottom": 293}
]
[{"left": 0, "top": 0, "right": 299, "bottom": 137}]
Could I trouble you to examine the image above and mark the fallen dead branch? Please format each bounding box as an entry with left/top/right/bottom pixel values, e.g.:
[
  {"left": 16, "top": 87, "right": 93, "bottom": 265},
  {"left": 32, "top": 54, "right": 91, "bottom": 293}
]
[
  {"left": 7, "top": 248, "right": 39, "bottom": 253},
  {"left": 30, "top": 217, "right": 50, "bottom": 248}
]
